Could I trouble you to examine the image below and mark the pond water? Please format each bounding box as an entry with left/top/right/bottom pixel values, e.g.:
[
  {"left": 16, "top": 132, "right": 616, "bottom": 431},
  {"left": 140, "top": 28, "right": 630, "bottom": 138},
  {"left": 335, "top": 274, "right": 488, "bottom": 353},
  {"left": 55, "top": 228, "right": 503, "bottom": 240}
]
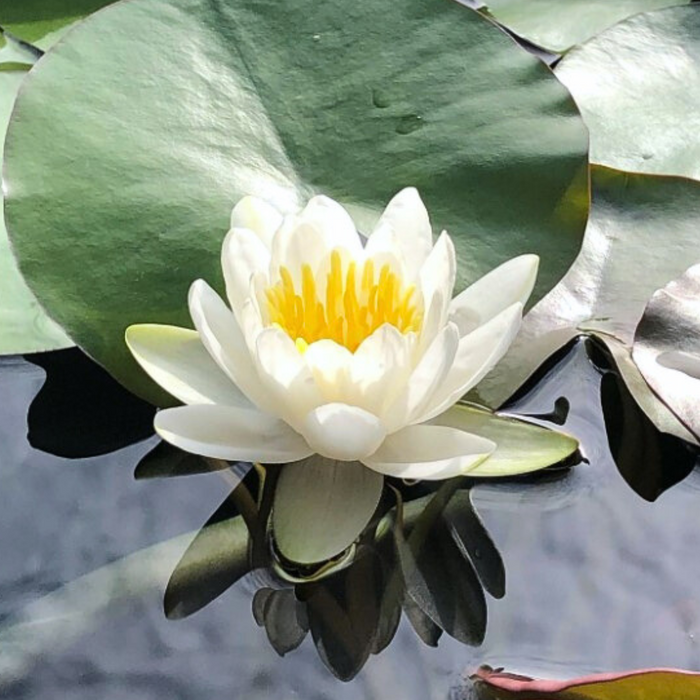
[{"left": 1, "top": 338, "right": 699, "bottom": 699}]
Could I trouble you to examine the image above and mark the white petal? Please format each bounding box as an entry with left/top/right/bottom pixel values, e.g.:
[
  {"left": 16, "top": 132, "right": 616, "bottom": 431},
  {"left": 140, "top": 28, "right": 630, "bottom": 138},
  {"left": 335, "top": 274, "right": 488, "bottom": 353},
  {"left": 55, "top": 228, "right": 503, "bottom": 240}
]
[
  {"left": 125, "top": 324, "right": 251, "bottom": 407},
  {"left": 298, "top": 195, "right": 363, "bottom": 255},
  {"left": 415, "top": 303, "right": 524, "bottom": 424},
  {"left": 419, "top": 231, "right": 456, "bottom": 330},
  {"left": 363, "top": 424, "right": 495, "bottom": 480},
  {"left": 302, "top": 403, "right": 387, "bottom": 461},
  {"left": 348, "top": 324, "right": 413, "bottom": 416},
  {"left": 188, "top": 280, "right": 275, "bottom": 413},
  {"left": 368, "top": 188, "right": 433, "bottom": 279},
  {"left": 268, "top": 216, "right": 330, "bottom": 288},
  {"left": 383, "top": 323, "right": 460, "bottom": 432},
  {"left": 230, "top": 196, "right": 283, "bottom": 250},
  {"left": 255, "top": 327, "right": 323, "bottom": 427},
  {"left": 155, "top": 404, "right": 313, "bottom": 463},
  {"left": 304, "top": 339, "right": 353, "bottom": 403},
  {"left": 449, "top": 254, "right": 539, "bottom": 336},
  {"left": 221, "top": 226, "right": 271, "bottom": 321}
]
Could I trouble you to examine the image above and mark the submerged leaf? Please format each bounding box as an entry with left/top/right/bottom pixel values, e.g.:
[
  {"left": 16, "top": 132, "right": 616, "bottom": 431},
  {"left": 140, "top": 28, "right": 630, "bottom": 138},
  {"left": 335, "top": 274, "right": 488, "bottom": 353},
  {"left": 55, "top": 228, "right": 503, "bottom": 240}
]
[
  {"left": 3, "top": 0, "right": 588, "bottom": 402},
  {"left": 272, "top": 456, "right": 383, "bottom": 565}
]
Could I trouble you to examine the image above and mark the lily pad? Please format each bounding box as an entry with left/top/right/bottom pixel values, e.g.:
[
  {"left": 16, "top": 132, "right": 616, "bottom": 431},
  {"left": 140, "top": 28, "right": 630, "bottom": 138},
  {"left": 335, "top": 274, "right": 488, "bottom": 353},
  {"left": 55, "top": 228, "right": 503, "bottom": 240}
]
[
  {"left": 272, "top": 456, "right": 383, "bottom": 565},
  {"left": 479, "top": 0, "right": 690, "bottom": 54},
  {"left": 473, "top": 665, "right": 700, "bottom": 699},
  {"left": 0, "top": 1, "right": 116, "bottom": 50},
  {"left": 0, "top": 68, "right": 71, "bottom": 355},
  {"left": 633, "top": 264, "right": 700, "bottom": 443},
  {"left": 477, "top": 166, "right": 700, "bottom": 444},
  {"left": 556, "top": 5, "right": 700, "bottom": 178},
  {"left": 3, "top": 0, "right": 589, "bottom": 402}
]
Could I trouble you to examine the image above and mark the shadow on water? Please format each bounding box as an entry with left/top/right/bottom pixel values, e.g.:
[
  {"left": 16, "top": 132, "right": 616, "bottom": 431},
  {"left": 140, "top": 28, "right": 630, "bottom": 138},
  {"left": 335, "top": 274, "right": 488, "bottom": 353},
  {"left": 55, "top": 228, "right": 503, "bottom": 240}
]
[{"left": 1, "top": 335, "right": 700, "bottom": 697}]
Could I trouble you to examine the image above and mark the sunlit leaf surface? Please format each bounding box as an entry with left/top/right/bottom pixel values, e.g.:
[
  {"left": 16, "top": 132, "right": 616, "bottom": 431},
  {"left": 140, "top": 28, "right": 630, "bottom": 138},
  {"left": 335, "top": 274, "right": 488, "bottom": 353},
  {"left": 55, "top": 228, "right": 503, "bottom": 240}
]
[
  {"left": 556, "top": 5, "right": 700, "bottom": 178},
  {"left": 0, "top": 68, "right": 71, "bottom": 355},
  {"left": 3, "top": 0, "right": 588, "bottom": 401},
  {"left": 633, "top": 264, "right": 700, "bottom": 443},
  {"left": 479, "top": 0, "right": 690, "bottom": 53}
]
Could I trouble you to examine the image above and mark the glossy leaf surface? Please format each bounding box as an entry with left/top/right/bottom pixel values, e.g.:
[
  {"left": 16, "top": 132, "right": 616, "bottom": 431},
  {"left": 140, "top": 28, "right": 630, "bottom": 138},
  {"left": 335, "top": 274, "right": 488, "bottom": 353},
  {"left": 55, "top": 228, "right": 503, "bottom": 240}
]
[{"left": 3, "top": 0, "right": 589, "bottom": 401}]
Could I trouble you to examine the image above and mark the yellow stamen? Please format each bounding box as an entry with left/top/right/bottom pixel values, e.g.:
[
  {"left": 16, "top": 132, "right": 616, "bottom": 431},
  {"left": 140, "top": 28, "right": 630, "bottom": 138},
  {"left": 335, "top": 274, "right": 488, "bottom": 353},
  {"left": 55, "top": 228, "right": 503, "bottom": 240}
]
[{"left": 265, "top": 248, "right": 423, "bottom": 353}]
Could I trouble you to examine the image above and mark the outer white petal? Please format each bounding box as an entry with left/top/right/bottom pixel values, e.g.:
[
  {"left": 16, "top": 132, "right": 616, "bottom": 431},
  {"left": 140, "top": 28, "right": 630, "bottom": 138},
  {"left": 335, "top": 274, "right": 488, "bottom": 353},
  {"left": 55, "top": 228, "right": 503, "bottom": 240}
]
[
  {"left": 155, "top": 405, "right": 313, "bottom": 463},
  {"left": 221, "top": 226, "right": 271, "bottom": 321},
  {"left": 367, "top": 188, "right": 433, "bottom": 279},
  {"left": 255, "top": 327, "right": 323, "bottom": 427},
  {"left": 188, "top": 280, "right": 275, "bottom": 413},
  {"left": 302, "top": 403, "right": 386, "bottom": 461},
  {"left": 419, "top": 231, "right": 456, "bottom": 330},
  {"left": 383, "top": 323, "right": 460, "bottom": 432},
  {"left": 363, "top": 424, "right": 495, "bottom": 480},
  {"left": 230, "top": 196, "right": 283, "bottom": 250},
  {"left": 348, "top": 323, "right": 413, "bottom": 417},
  {"left": 449, "top": 254, "right": 539, "bottom": 336},
  {"left": 415, "top": 303, "right": 524, "bottom": 424},
  {"left": 304, "top": 339, "right": 353, "bottom": 403},
  {"left": 126, "top": 324, "right": 251, "bottom": 407}
]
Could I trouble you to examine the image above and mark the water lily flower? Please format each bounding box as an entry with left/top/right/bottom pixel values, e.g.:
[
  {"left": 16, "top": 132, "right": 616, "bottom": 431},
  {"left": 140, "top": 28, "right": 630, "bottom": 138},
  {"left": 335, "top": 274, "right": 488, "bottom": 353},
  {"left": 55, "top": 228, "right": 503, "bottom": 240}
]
[{"left": 126, "top": 189, "right": 538, "bottom": 480}]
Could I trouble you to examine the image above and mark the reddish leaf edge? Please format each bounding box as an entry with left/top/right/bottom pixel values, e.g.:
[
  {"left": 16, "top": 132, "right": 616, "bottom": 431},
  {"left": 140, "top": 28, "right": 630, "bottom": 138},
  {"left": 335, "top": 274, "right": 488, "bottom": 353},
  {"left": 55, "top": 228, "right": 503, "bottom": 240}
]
[{"left": 471, "top": 664, "right": 700, "bottom": 694}]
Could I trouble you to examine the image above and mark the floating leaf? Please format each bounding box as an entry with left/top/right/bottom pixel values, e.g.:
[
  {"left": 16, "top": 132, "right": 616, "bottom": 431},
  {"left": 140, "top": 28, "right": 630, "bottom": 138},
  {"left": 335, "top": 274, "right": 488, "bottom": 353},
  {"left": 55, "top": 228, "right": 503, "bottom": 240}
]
[
  {"left": 473, "top": 665, "right": 700, "bottom": 699},
  {"left": 0, "top": 1, "right": 116, "bottom": 49},
  {"left": 432, "top": 403, "right": 579, "bottom": 477},
  {"left": 479, "top": 0, "right": 690, "bottom": 54},
  {"left": 272, "top": 456, "right": 383, "bottom": 565},
  {"left": 3, "top": 0, "right": 589, "bottom": 402},
  {"left": 633, "top": 264, "right": 700, "bottom": 443},
  {"left": 0, "top": 68, "right": 71, "bottom": 355},
  {"left": 477, "top": 166, "right": 700, "bottom": 445},
  {"left": 556, "top": 5, "right": 700, "bottom": 178}
]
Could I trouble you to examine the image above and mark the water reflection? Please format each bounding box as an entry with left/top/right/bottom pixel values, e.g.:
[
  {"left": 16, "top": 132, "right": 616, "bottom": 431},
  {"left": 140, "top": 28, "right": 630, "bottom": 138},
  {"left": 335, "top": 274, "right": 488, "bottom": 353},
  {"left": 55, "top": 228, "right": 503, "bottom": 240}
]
[
  {"left": 158, "top": 461, "right": 513, "bottom": 679},
  {"left": 3, "top": 334, "right": 700, "bottom": 696}
]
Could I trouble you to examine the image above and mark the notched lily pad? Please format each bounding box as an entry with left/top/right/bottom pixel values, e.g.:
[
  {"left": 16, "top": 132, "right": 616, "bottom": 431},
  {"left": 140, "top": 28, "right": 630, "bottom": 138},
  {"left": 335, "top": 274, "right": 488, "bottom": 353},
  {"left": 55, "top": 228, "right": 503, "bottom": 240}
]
[
  {"left": 3, "top": 0, "right": 589, "bottom": 402},
  {"left": 478, "top": 166, "right": 700, "bottom": 445}
]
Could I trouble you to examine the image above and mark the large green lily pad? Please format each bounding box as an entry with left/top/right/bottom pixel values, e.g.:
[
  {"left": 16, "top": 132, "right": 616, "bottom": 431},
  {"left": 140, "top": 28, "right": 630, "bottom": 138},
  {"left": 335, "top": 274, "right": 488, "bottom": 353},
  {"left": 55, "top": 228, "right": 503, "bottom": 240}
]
[
  {"left": 477, "top": 166, "right": 700, "bottom": 444},
  {"left": 0, "top": 1, "right": 116, "bottom": 50},
  {"left": 479, "top": 0, "right": 690, "bottom": 54},
  {"left": 0, "top": 68, "right": 71, "bottom": 355},
  {"left": 556, "top": 5, "right": 700, "bottom": 178},
  {"left": 4, "top": 0, "right": 589, "bottom": 402}
]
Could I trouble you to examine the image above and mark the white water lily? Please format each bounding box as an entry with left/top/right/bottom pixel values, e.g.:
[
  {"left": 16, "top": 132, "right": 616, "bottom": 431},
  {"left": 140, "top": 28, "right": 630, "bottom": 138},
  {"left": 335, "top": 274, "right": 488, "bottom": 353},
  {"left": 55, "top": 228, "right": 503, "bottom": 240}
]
[{"left": 126, "top": 189, "right": 538, "bottom": 480}]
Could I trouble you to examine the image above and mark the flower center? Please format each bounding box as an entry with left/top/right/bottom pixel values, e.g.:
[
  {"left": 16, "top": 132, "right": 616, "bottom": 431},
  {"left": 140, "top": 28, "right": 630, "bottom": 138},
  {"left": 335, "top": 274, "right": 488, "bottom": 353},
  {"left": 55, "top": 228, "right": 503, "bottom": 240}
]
[{"left": 265, "top": 249, "right": 422, "bottom": 353}]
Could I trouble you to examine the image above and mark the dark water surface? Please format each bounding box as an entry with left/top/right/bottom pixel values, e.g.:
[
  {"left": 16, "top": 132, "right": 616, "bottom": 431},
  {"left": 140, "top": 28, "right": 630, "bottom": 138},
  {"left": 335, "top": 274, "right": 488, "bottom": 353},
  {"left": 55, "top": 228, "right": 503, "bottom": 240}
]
[{"left": 1, "top": 340, "right": 699, "bottom": 698}]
